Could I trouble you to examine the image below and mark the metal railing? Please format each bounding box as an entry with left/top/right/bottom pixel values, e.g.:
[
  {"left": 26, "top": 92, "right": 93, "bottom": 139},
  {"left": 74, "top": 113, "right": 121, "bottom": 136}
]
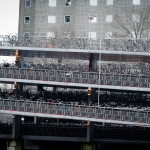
[
  {"left": 21, "top": 123, "right": 87, "bottom": 137},
  {"left": 0, "top": 123, "right": 12, "bottom": 135},
  {"left": 0, "top": 35, "right": 150, "bottom": 52},
  {"left": 0, "top": 67, "right": 150, "bottom": 89},
  {"left": 94, "top": 125, "right": 150, "bottom": 140},
  {"left": 1, "top": 121, "right": 150, "bottom": 140},
  {"left": 0, "top": 99, "right": 150, "bottom": 126}
]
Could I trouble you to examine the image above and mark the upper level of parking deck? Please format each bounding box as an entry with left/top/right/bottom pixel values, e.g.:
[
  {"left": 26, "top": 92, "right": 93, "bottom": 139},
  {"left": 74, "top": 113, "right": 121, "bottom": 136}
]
[
  {"left": 0, "top": 35, "right": 150, "bottom": 57},
  {"left": 0, "top": 35, "right": 150, "bottom": 92},
  {"left": 1, "top": 66, "right": 150, "bottom": 92},
  {"left": 0, "top": 99, "right": 150, "bottom": 127},
  {"left": 1, "top": 35, "right": 150, "bottom": 128}
]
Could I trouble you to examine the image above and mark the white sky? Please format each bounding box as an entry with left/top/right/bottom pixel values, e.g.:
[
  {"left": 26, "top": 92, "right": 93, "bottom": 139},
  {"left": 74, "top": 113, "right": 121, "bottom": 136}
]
[
  {"left": 0, "top": 56, "right": 16, "bottom": 64},
  {"left": 0, "top": 1, "right": 19, "bottom": 62},
  {"left": 0, "top": 0, "right": 19, "bottom": 35}
]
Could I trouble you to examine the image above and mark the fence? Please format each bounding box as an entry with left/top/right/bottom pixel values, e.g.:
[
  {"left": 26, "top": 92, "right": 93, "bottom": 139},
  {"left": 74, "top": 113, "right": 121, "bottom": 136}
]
[
  {"left": 0, "top": 67, "right": 150, "bottom": 88},
  {"left": 0, "top": 99, "right": 150, "bottom": 126},
  {"left": 0, "top": 35, "right": 150, "bottom": 52}
]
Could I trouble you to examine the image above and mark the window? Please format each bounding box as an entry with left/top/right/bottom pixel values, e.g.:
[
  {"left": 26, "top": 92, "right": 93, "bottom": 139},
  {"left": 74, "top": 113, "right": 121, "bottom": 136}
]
[
  {"left": 48, "top": 16, "right": 56, "bottom": 23},
  {"left": 24, "top": 16, "right": 30, "bottom": 24},
  {"left": 89, "top": 15, "right": 97, "bottom": 23},
  {"left": 25, "top": 0, "right": 31, "bottom": 7},
  {"left": 47, "top": 32, "right": 55, "bottom": 37},
  {"left": 105, "top": 32, "right": 112, "bottom": 38},
  {"left": 89, "top": 32, "right": 97, "bottom": 39},
  {"left": 90, "top": 0, "right": 97, "bottom": 6},
  {"left": 133, "top": 0, "right": 140, "bottom": 5},
  {"left": 66, "top": 0, "right": 71, "bottom": 6},
  {"left": 49, "top": 0, "right": 56, "bottom": 7},
  {"left": 106, "top": 0, "right": 113, "bottom": 5},
  {"left": 106, "top": 15, "right": 113, "bottom": 22},
  {"left": 64, "top": 16, "right": 71, "bottom": 23}
]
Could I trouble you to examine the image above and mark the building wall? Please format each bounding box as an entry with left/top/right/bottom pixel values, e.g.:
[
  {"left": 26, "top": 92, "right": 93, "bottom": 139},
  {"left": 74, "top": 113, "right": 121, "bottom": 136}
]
[
  {"left": 18, "top": 0, "right": 150, "bottom": 38},
  {"left": 19, "top": 0, "right": 36, "bottom": 35}
]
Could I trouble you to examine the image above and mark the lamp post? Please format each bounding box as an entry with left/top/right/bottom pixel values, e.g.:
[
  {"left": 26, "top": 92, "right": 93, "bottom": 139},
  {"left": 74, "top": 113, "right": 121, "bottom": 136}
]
[
  {"left": 88, "top": 15, "right": 95, "bottom": 39},
  {"left": 88, "top": 15, "right": 95, "bottom": 105},
  {"left": 98, "top": 53, "right": 101, "bottom": 107}
]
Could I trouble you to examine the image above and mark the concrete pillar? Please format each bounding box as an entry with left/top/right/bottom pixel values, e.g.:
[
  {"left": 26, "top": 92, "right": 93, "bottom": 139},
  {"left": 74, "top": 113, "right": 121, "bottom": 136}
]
[
  {"left": 34, "top": 117, "right": 37, "bottom": 124},
  {"left": 96, "top": 143, "right": 111, "bottom": 150},
  {"left": 87, "top": 122, "right": 94, "bottom": 142},
  {"left": 12, "top": 115, "right": 21, "bottom": 139},
  {"left": 53, "top": 86, "right": 57, "bottom": 92},
  {"left": 15, "top": 50, "right": 24, "bottom": 68},
  {"left": 24, "top": 141, "right": 40, "bottom": 150},
  {"left": 37, "top": 85, "right": 43, "bottom": 91},
  {"left": 57, "top": 119, "right": 60, "bottom": 124},
  {"left": 88, "top": 53, "right": 99, "bottom": 105},
  {"left": 89, "top": 53, "right": 98, "bottom": 72},
  {"left": 17, "top": 84, "right": 23, "bottom": 99},
  {"left": 7, "top": 140, "right": 22, "bottom": 150},
  {"left": 88, "top": 88, "right": 96, "bottom": 105},
  {"left": 13, "top": 82, "right": 24, "bottom": 99},
  {"left": 81, "top": 143, "right": 96, "bottom": 150}
]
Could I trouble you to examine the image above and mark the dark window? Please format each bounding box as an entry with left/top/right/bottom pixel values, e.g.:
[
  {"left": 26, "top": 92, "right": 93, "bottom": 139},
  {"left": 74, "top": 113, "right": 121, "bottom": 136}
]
[
  {"left": 66, "top": 0, "right": 71, "bottom": 6},
  {"left": 24, "top": 16, "right": 30, "bottom": 24},
  {"left": 25, "top": 0, "right": 31, "bottom": 7},
  {"left": 65, "top": 16, "right": 71, "bottom": 23}
]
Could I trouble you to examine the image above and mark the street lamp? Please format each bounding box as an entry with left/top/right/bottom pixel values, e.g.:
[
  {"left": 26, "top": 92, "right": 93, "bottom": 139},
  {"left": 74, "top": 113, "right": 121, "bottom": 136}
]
[
  {"left": 88, "top": 87, "right": 92, "bottom": 104},
  {"left": 21, "top": 116, "right": 24, "bottom": 123},
  {"left": 98, "top": 53, "right": 101, "bottom": 107},
  {"left": 88, "top": 15, "right": 96, "bottom": 39}
]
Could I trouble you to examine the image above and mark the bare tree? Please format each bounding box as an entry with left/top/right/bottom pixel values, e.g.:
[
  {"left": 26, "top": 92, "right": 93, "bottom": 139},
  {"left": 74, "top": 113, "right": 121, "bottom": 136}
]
[{"left": 113, "top": 7, "right": 150, "bottom": 39}]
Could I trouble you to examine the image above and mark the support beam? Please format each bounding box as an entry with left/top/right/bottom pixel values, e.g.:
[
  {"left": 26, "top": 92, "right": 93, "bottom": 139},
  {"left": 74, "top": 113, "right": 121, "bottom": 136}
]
[
  {"left": 87, "top": 121, "right": 94, "bottom": 142},
  {"left": 7, "top": 140, "right": 22, "bottom": 150},
  {"left": 89, "top": 53, "right": 98, "bottom": 72},
  {"left": 81, "top": 143, "right": 96, "bottom": 150},
  {"left": 34, "top": 117, "right": 37, "bottom": 124},
  {"left": 37, "top": 85, "right": 44, "bottom": 91},
  {"left": 16, "top": 83, "right": 23, "bottom": 99},
  {"left": 12, "top": 115, "right": 22, "bottom": 139}
]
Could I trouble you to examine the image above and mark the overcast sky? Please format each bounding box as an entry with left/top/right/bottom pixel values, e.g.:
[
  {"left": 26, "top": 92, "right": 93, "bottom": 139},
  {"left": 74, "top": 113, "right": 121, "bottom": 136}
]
[{"left": 0, "top": 0, "right": 19, "bottom": 35}]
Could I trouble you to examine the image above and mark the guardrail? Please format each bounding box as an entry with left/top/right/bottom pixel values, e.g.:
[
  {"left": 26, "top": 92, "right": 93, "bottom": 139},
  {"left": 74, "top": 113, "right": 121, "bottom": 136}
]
[
  {"left": 0, "top": 99, "right": 150, "bottom": 126},
  {"left": 0, "top": 35, "right": 150, "bottom": 52},
  {"left": 0, "top": 67, "right": 150, "bottom": 89}
]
